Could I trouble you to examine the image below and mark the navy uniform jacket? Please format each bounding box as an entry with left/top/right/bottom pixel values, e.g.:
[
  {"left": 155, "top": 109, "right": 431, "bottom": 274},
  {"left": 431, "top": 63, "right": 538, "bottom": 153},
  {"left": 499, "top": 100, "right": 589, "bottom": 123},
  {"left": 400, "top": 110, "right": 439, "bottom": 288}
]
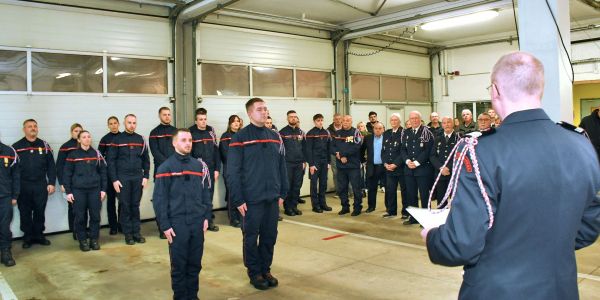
[
  {"left": 149, "top": 124, "right": 176, "bottom": 168},
  {"left": 219, "top": 131, "right": 235, "bottom": 176},
  {"left": 279, "top": 125, "right": 306, "bottom": 164},
  {"left": 107, "top": 131, "right": 150, "bottom": 182},
  {"left": 98, "top": 132, "right": 119, "bottom": 158},
  {"left": 0, "top": 143, "right": 19, "bottom": 199},
  {"left": 382, "top": 128, "right": 405, "bottom": 176},
  {"left": 429, "top": 131, "right": 461, "bottom": 181},
  {"left": 63, "top": 147, "right": 107, "bottom": 194},
  {"left": 13, "top": 137, "right": 56, "bottom": 184},
  {"left": 226, "top": 123, "right": 288, "bottom": 209},
  {"left": 56, "top": 138, "right": 78, "bottom": 186},
  {"left": 426, "top": 109, "right": 600, "bottom": 300},
  {"left": 331, "top": 127, "right": 363, "bottom": 169},
  {"left": 152, "top": 153, "right": 212, "bottom": 231},
  {"left": 304, "top": 127, "right": 331, "bottom": 166},
  {"left": 400, "top": 126, "right": 434, "bottom": 177},
  {"left": 189, "top": 125, "right": 221, "bottom": 173}
]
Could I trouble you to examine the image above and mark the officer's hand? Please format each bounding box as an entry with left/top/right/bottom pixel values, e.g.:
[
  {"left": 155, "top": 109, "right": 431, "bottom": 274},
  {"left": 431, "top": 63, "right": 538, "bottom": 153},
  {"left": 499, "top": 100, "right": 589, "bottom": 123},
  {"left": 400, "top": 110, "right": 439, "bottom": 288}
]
[
  {"left": 47, "top": 185, "right": 55, "bottom": 195},
  {"left": 238, "top": 203, "right": 248, "bottom": 217},
  {"left": 441, "top": 167, "right": 450, "bottom": 176},
  {"left": 142, "top": 178, "right": 148, "bottom": 188},
  {"left": 340, "top": 157, "right": 348, "bottom": 164},
  {"left": 113, "top": 181, "right": 122, "bottom": 193},
  {"left": 278, "top": 198, "right": 284, "bottom": 206},
  {"left": 309, "top": 166, "right": 317, "bottom": 175},
  {"left": 164, "top": 228, "right": 176, "bottom": 244},
  {"left": 60, "top": 185, "right": 65, "bottom": 193},
  {"left": 214, "top": 171, "right": 219, "bottom": 182},
  {"left": 203, "top": 219, "right": 208, "bottom": 233},
  {"left": 100, "top": 191, "right": 106, "bottom": 201},
  {"left": 66, "top": 194, "right": 75, "bottom": 203},
  {"left": 11, "top": 199, "right": 16, "bottom": 206}
]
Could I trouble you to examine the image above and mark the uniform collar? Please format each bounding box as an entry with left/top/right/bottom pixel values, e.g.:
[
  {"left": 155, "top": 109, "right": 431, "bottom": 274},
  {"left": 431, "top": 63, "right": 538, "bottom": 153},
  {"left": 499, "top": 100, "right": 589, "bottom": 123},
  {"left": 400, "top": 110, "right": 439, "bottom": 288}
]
[
  {"left": 175, "top": 152, "right": 191, "bottom": 162},
  {"left": 501, "top": 108, "right": 549, "bottom": 125}
]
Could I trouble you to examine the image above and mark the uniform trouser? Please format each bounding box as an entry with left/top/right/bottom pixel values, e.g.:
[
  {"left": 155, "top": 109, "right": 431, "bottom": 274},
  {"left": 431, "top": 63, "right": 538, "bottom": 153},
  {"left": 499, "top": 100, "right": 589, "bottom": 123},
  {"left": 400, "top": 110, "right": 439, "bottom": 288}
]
[
  {"left": 336, "top": 168, "right": 363, "bottom": 211},
  {"left": 17, "top": 180, "right": 47, "bottom": 240},
  {"left": 309, "top": 162, "right": 329, "bottom": 209},
  {"left": 242, "top": 200, "right": 279, "bottom": 278},
  {"left": 66, "top": 194, "right": 88, "bottom": 234},
  {"left": 118, "top": 178, "right": 143, "bottom": 235},
  {"left": 169, "top": 221, "right": 204, "bottom": 300},
  {"left": 0, "top": 197, "right": 13, "bottom": 249},
  {"left": 72, "top": 188, "right": 101, "bottom": 240},
  {"left": 106, "top": 176, "right": 119, "bottom": 232},
  {"left": 366, "top": 165, "right": 385, "bottom": 210},
  {"left": 330, "top": 155, "right": 338, "bottom": 191},
  {"left": 284, "top": 162, "right": 304, "bottom": 211},
  {"left": 435, "top": 178, "right": 450, "bottom": 209},
  {"left": 223, "top": 176, "right": 241, "bottom": 224},
  {"left": 405, "top": 175, "right": 432, "bottom": 209},
  {"left": 385, "top": 173, "right": 408, "bottom": 215}
]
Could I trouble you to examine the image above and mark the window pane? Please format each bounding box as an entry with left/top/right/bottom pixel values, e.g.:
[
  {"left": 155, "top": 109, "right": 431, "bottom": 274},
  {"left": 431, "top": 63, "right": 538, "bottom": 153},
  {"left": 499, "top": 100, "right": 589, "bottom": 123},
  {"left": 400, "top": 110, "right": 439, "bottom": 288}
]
[
  {"left": 108, "top": 57, "right": 167, "bottom": 94},
  {"left": 475, "top": 101, "right": 492, "bottom": 116},
  {"left": 406, "top": 78, "right": 430, "bottom": 102},
  {"left": 252, "top": 67, "right": 293, "bottom": 97},
  {"left": 454, "top": 102, "right": 473, "bottom": 118},
  {"left": 351, "top": 74, "right": 380, "bottom": 100},
  {"left": 32, "top": 52, "right": 102, "bottom": 92},
  {"left": 382, "top": 76, "right": 406, "bottom": 101},
  {"left": 201, "top": 63, "right": 249, "bottom": 96},
  {"left": 297, "top": 70, "right": 331, "bottom": 98},
  {"left": 0, "top": 50, "right": 27, "bottom": 91}
]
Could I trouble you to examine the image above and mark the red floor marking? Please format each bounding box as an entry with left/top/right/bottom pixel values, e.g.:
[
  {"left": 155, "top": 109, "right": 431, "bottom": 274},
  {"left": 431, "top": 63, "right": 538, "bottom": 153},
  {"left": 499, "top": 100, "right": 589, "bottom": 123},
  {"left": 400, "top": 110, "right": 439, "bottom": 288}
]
[{"left": 322, "top": 234, "right": 345, "bottom": 241}]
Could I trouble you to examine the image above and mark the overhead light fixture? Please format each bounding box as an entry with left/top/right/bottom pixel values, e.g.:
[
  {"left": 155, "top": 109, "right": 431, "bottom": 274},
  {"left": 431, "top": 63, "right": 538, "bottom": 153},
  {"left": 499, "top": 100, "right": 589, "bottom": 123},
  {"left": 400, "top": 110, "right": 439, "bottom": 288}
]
[
  {"left": 421, "top": 10, "right": 499, "bottom": 31},
  {"left": 95, "top": 68, "right": 103, "bottom": 75},
  {"left": 110, "top": 57, "right": 121, "bottom": 61},
  {"left": 56, "top": 72, "right": 71, "bottom": 79}
]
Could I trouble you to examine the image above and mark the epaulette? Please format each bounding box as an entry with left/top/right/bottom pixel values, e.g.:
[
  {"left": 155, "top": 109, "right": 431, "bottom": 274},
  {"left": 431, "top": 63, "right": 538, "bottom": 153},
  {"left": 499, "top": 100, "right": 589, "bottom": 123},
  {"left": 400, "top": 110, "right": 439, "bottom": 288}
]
[
  {"left": 466, "top": 127, "right": 496, "bottom": 139},
  {"left": 557, "top": 121, "right": 586, "bottom": 135}
]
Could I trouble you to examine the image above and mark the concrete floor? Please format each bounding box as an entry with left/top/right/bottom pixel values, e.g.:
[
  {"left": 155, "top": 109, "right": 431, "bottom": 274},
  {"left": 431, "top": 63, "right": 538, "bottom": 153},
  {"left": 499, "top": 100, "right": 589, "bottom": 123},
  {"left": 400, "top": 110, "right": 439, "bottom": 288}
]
[{"left": 2, "top": 192, "right": 600, "bottom": 300}]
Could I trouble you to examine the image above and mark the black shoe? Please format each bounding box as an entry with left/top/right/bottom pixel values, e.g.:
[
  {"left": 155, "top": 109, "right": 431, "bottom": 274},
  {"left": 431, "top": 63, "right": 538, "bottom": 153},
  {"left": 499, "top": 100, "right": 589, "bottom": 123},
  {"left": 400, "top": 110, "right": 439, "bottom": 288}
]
[
  {"left": 401, "top": 214, "right": 409, "bottom": 220},
  {"left": 284, "top": 209, "right": 296, "bottom": 216},
  {"left": 338, "top": 208, "right": 350, "bottom": 215},
  {"left": 278, "top": 216, "right": 283, "bottom": 221},
  {"left": 351, "top": 210, "right": 361, "bottom": 216},
  {"left": 382, "top": 213, "right": 397, "bottom": 218},
  {"left": 22, "top": 240, "right": 32, "bottom": 249},
  {"left": 36, "top": 238, "right": 51, "bottom": 246},
  {"left": 365, "top": 208, "right": 375, "bottom": 213},
  {"left": 230, "top": 220, "right": 242, "bottom": 228},
  {"left": 292, "top": 208, "right": 302, "bottom": 216},
  {"left": 321, "top": 205, "right": 332, "bottom": 211},
  {"left": 298, "top": 198, "right": 306, "bottom": 204},
  {"left": 1, "top": 248, "right": 15, "bottom": 267},
  {"left": 263, "top": 273, "right": 279, "bottom": 287},
  {"left": 403, "top": 217, "right": 419, "bottom": 225},
  {"left": 109, "top": 229, "right": 118, "bottom": 235},
  {"left": 89, "top": 239, "right": 100, "bottom": 250},
  {"left": 159, "top": 232, "right": 166, "bottom": 239},
  {"left": 125, "top": 235, "right": 135, "bottom": 245},
  {"left": 79, "top": 240, "right": 90, "bottom": 252},
  {"left": 312, "top": 207, "right": 323, "bottom": 213},
  {"left": 249, "top": 275, "right": 270, "bottom": 290},
  {"left": 133, "top": 234, "right": 146, "bottom": 244},
  {"left": 208, "top": 223, "right": 219, "bottom": 232}
]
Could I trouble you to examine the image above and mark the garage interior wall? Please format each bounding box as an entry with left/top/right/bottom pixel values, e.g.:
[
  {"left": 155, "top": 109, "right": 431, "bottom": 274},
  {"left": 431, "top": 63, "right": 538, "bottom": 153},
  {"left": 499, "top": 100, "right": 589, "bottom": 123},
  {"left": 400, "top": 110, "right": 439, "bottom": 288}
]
[{"left": 0, "top": 2, "right": 171, "bottom": 236}]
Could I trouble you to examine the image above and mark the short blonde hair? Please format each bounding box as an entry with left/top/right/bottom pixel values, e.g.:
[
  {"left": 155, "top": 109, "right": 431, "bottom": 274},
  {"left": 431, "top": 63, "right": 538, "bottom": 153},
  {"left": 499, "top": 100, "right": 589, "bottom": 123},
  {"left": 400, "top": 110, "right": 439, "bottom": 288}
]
[{"left": 491, "top": 51, "right": 544, "bottom": 99}]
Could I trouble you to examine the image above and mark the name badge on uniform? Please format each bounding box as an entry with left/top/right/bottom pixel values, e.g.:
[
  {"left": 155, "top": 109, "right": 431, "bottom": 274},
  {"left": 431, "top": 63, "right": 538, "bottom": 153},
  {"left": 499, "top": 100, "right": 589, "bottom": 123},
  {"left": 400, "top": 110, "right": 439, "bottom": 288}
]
[
  {"left": 4, "top": 158, "right": 8, "bottom": 167},
  {"left": 346, "top": 136, "right": 354, "bottom": 143},
  {"left": 420, "top": 143, "right": 423, "bottom": 148},
  {"left": 204, "top": 141, "right": 207, "bottom": 144},
  {"left": 38, "top": 147, "right": 43, "bottom": 154},
  {"left": 297, "top": 135, "right": 302, "bottom": 141},
  {"left": 130, "top": 145, "right": 134, "bottom": 149},
  {"left": 394, "top": 141, "right": 397, "bottom": 147}
]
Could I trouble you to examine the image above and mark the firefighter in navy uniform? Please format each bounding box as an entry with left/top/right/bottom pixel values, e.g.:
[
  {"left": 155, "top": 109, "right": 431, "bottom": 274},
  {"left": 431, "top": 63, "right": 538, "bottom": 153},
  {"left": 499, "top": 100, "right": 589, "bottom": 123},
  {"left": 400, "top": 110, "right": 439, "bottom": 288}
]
[
  {"left": 304, "top": 114, "right": 332, "bottom": 213},
  {"left": 429, "top": 116, "right": 461, "bottom": 209},
  {"left": 0, "top": 140, "right": 19, "bottom": 266},
  {"left": 149, "top": 107, "right": 176, "bottom": 239},
  {"left": 331, "top": 115, "right": 364, "bottom": 216},
  {"left": 381, "top": 113, "right": 406, "bottom": 218},
  {"left": 189, "top": 108, "right": 220, "bottom": 232},
  {"left": 13, "top": 119, "right": 56, "bottom": 248},
  {"left": 56, "top": 123, "right": 83, "bottom": 240},
  {"left": 279, "top": 110, "right": 306, "bottom": 216},
  {"left": 423, "top": 52, "right": 600, "bottom": 300},
  {"left": 99, "top": 116, "right": 121, "bottom": 235},
  {"left": 153, "top": 128, "right": 212, "bottom": 300},
  {"left": 220, "top": 115, "right": 243, "bottom": 227},
  {"left": 63, "top": 131, "right": 107, "bottom": 252},
  {"left": 107, "top": 114, "right": 150, "bottom": 245},
  {"left": 227, "top": 98, "right": 288, "bottom": 291}
]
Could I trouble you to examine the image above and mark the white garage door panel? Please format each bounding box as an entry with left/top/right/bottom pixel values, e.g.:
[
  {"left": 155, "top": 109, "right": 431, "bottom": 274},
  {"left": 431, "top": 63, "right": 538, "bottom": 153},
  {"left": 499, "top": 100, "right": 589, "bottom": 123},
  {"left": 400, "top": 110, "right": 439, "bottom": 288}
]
[
  {"left": 349, "top": 47, "right": 430, "bottom": 78},
  {"left": 351, "top": 104, "right": 388, "bottom": 129},
  {"left": 1, "top": 95, "right": 171, "bottom": 237}
]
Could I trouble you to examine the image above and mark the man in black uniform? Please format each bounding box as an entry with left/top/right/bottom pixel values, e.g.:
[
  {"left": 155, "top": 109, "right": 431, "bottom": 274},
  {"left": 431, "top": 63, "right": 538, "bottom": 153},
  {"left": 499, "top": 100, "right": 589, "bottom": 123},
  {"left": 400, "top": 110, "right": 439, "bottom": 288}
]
[
  {"left": 401, "top": 111, "right": 434, "bottom": 225},
  {"left": 382, "top": 113, "right": 406, "bottom": 218},
  {"left": 429, "top": 116, "right": 460, "bottom": 209},
  {"left": 280, "top": 110, "right": 306, "bottom": 216},
  {"left": 153, "top": 128, "right": 212, "bottom": 300},
  {"left": 423, "top": 52, "right": 600, "bottom": 300},
  {"left": 149, "top": 107, "right": 176, "bottom": 239},
  {"left": 13, "top": 119, "right": 56, "bottom": 248},
  {"left": 327, "top": 113, "right": 343, "bottom": 193},
  {"left": 361, "top": 122, "right": 385, "bottom": 213},
  {"left": 305, "top": 114, "right": 332, "bottom": 213},
  {"left": 189, "top": 108, "right": 220, "bottom": 232},
  {"left": 99, "top": 116, "right": 121, "bottom": 235},
  {"left": 331, "top": 115, "right": 363, "bottom": 216},
  {"left": 0, "top": 140, "right": 19, "bottom": 266},
  {"left": 108, "top": 114, "right": 150, "bottom": 245},
  {"left": 227, "top": 98, "right": 288, "bottom": 290}
]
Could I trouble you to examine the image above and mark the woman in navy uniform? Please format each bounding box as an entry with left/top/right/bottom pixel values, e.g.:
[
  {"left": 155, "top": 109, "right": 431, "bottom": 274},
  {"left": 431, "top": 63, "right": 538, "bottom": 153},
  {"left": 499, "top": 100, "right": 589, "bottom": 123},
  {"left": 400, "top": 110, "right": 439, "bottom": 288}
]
[
  {"left": 63, "top": 131, "right": 107, "bottom": 252},
  {"left": 56, "top": 123, "right": 83, "bottom": 240},
  {"left": 99, "top": 116, "right": 121, "bottom": 235},
  {"left": 220, "top": 114, "right": 243, "bottom": 227},
  {"left": 0, "top": 140, "right": 19, "bottom": 266}
]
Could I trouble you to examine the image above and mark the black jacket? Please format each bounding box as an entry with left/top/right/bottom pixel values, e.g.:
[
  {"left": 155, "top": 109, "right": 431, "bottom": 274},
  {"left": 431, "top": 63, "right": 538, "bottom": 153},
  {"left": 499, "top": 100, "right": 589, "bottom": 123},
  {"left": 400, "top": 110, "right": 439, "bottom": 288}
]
[
  {"left": 189, "top": 125, "right": 221, "bottom": 173},
  {"left": 149, "top": 123, "right": 176, "bottom": 168},
  {"left": 400, "top": 126, "right": 434, "bottom": 177},
  {"left": 0, "top": 142, "right": 19, "bottom": 199},
  {"left": 153, "top": 153, "right": 213, "bottom": 231},
  {"left": 331, "top": 127, "right": 363, "bottom": 169},
  {"left": 304, "top": 127, "right": 331, "bottom": 166},
  {"left": 219, "top": 131, "right": 236, "bottom": 176},
  {"left": 382, "top": 128, "right": 405, "bottom": 176},
  {"left": 360, "top": 134, "right": 384, "bottom": 177},
  {"left": 429, "top": 131, "right": 461, "bottom": 181},
  {"left": 12, "top": 137, "right": 56, "bottom": 184},
  {"left": 226, "top": 123, "right": 288, "bottom": 208},
  {"left": 98, "top": 132, "right": 119, "bottom": 158},
  {"left": 107, "top": 131, "right": 150, "bottom": 182},
  {"left": 56, "top": 138, "right": 78, "bottom": 185},
  {"left": 279, "top": 125, "right": 306, "bottom": 164},
  {"left": 580, "top": 108, "right": 600, "bottom": 162},
  {"left": 63, "top": 147, "right": 107, "bottom": 194}
]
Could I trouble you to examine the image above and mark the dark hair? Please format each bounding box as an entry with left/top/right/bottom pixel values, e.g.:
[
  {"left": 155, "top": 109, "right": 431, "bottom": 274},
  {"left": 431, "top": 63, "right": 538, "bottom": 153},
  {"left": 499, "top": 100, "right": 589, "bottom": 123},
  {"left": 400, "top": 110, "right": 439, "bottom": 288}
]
[
  {"left": 124, "top": 114, "right": 136, "bottom": 120},
  {"left": 107, "top": 116, "right": 119, "bottom": 124},
  {"left": 245, "top": 98, "right": 264, "bottom": 112},
  {"left": 77, "top": 130, "right": 90, "bottom": 139},
  {"left": 313, "top": 114, "right": 324, "bottom": 121},
  {"left": 287, "top": 110, "right": 297, "bottom": 115},
  {"left": 267, "top": 116, "right": 272, "bottom": 120},
  {"left": 196, "top": 107, "right": 207, "bottom": 116},
  {"left": 172, "top": 128, "right": 191, "bottom": 141},
  {"left": 70, "top": 123, "right": 83, "bottom": 133},
  {"left": 23, "top": 119, "right": 37, "bottom": 127},
  {"left": 227, "top": 115, "right": 242, "bottom": 132},
  {"left": 368, "top": 111, "right": 377, "bottom": 117},
  {"left": 158, "top": 107, "right": 171, "bottom": 114}
]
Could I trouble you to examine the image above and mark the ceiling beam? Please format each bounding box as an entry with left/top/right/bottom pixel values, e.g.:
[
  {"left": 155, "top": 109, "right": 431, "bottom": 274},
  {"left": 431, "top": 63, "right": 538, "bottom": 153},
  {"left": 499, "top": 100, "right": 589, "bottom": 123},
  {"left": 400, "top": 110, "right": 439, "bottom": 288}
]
[{"left": 18, "top": 0, "right": 170, "bottom": 17}]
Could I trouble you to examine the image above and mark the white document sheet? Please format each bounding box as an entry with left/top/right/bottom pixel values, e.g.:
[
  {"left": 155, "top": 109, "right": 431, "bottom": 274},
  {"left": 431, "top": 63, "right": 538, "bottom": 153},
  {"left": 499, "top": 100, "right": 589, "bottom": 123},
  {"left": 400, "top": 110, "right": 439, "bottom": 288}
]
[{"left": 406, "top": 207, "right": 450, "bottom": 229}]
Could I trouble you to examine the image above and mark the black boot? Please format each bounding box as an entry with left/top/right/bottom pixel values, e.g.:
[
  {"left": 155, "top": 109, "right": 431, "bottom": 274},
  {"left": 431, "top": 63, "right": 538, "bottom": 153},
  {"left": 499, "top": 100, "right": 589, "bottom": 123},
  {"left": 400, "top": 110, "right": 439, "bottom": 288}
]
[
  {"left": 133, "top": 234, "right": 146, "bottom": 244},
  {"left": 208, "top": 221, "right": 219, "bottom": 232},
  {"left": 249, "top": 275, "right": 270, "bottom": 290},
  {"left": 79, "top": 240, "right": 90, "bottom": 252},
  {"left": 125, "top": 235, "right": 135, "bottom": 245},
  {"left": 89, "top": 239, "right": 100, "bottom": 251},
  {"left": 1, "top": 248, "right": 15, "bottom": 267}
]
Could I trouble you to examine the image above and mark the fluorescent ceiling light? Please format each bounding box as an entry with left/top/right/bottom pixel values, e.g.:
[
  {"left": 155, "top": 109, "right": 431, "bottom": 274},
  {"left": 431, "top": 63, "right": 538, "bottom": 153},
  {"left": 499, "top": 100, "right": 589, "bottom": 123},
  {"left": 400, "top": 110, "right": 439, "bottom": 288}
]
[
  {"left": 421, "top": 10, "right": 499, "bottom": 31},
  {"left": 110, "top": 57, "right": 121, "bottom": 61},
  {"left": 56, "top": 72, "right": 71, "bottom": 79},
  {"left": 95, "top": 68, "right": 103, "bottom": 75}
]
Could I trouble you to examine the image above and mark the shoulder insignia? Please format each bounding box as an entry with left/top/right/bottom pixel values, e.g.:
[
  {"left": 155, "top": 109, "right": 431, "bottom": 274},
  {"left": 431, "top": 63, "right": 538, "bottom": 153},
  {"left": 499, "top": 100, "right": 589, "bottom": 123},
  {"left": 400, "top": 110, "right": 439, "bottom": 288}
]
[{"left": 557, "top": 121, "right": 586, "bottom": 135}]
